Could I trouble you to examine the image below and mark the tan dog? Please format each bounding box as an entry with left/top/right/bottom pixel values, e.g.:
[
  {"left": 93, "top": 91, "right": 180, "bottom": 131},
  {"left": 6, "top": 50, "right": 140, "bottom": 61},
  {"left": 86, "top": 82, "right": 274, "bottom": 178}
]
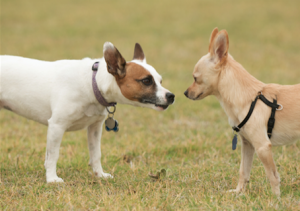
[{"left": 184, "top": 28, "right": 300, "bottom": 196}]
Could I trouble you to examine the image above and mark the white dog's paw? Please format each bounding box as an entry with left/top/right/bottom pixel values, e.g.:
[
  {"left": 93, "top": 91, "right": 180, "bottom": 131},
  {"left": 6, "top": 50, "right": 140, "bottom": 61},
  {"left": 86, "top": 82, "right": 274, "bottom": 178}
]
[
  {"left": 47, "top": 176, "right": 64, "bottom": 183},
  {"left": 102, "top": 172, "right": 113, "bottom": 179},
  {"left": 95, "top": 172, "right": 113, "bottom": 179},
  {"left": 227, "top": 189, "right": 238, "bottom": 193}
]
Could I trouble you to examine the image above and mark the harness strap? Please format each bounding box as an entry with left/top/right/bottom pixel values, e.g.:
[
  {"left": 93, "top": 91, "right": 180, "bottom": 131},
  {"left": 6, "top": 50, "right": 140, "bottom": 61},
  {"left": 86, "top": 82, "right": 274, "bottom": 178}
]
[
  {"left": 232, "top": 96, "right": 259, "bottom": 132},
  {"left": 267, "top": 99, "right": 277, "bottom": 138},
  {"left": 232, "top": 93, "right": 281, "bottom": 138},
  {"left": 258, "top": 94, "right": 279, "bottom": 109}
]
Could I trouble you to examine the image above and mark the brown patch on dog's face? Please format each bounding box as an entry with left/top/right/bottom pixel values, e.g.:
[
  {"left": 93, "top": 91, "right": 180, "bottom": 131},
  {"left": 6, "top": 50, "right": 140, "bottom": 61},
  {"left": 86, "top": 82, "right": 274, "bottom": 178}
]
[
  {"left": 103, "top": 42, "right": 174, "bottom": 110},
  {"left": 115, "top": 62, "right": 157, "bottom": 102}
]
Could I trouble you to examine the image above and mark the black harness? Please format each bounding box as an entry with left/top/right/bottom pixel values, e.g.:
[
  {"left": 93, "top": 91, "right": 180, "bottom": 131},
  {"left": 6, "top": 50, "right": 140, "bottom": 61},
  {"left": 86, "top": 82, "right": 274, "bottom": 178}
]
[{"left": 231, "top": 92, "right": 283, "bottom": 150}]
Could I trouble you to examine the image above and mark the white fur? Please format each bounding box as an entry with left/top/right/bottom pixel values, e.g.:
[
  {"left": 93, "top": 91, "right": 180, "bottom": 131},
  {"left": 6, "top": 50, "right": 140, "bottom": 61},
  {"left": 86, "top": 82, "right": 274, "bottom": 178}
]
[{"left": 0, "top": 44, "right": 170, "bottom": 182}]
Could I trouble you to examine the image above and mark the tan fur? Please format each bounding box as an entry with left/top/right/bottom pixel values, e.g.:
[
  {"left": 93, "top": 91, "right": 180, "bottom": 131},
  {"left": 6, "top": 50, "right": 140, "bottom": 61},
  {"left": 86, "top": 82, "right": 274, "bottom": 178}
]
[
  {"left": 208, "top": 27, "right": 219, "bottom": 53},
  {"left": 185, "top": 28, "right": 300, "bottom": 196}
]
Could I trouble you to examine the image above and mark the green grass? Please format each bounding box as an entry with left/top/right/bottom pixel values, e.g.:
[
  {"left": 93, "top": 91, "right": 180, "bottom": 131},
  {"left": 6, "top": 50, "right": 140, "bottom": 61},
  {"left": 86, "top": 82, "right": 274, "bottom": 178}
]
[{"left": 1, "top": 0, "right": 300, "bottom": 210}]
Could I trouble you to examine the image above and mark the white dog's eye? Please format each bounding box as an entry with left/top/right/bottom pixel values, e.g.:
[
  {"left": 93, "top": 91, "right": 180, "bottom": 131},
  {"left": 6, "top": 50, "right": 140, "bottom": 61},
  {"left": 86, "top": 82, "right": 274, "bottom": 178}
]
[{"left": 141, "top": 77, "right": 153, "bottom": 86}]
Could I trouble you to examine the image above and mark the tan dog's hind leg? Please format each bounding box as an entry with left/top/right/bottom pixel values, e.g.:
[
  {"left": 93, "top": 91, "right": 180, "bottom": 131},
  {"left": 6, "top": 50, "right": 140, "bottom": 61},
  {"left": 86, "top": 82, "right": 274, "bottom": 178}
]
[{"left": 255, "top": 141, "right": 280, "bottom": 196}]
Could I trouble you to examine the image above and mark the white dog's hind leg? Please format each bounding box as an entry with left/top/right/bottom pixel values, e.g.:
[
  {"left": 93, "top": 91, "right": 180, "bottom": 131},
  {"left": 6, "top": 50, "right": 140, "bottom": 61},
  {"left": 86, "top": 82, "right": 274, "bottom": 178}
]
[
  {"left": 44, "top": 121, "right": 66, "bottom": 183},
  {"left": 87, "top": 117, "right": 113, "bottom": 179}
]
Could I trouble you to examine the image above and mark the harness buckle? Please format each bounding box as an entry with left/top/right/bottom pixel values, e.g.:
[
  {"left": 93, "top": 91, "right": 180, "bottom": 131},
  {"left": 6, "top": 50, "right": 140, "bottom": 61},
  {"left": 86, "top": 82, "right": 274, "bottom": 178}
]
[{"left": 232, "top": 126, "right": 240, "bottom": 133}]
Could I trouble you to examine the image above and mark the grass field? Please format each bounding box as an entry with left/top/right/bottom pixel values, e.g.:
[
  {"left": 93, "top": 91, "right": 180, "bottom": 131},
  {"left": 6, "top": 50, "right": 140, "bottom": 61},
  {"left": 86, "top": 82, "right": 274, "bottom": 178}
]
[{"left": 1, "top": 0, "right": 300, "bottom": 210}]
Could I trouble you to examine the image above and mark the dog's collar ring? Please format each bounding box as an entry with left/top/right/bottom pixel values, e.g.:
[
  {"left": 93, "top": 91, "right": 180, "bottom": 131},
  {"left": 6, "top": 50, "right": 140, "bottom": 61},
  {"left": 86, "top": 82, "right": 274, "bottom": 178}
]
[
  {"left": 106, "top": 105, "right": 116, "bottom": 115},
  {"left": 276, "top": 104, "right": 283, "bottom": 111}
]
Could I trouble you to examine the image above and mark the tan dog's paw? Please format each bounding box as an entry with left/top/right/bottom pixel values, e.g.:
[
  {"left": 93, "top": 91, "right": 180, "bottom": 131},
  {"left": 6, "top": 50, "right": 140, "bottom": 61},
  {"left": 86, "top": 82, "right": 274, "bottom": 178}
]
[
  {"left": 227, "top": 188, "right": 243, "bottom": 194},
  {"left": 272, "top": 187, "right": 281, "bottom": 197}
]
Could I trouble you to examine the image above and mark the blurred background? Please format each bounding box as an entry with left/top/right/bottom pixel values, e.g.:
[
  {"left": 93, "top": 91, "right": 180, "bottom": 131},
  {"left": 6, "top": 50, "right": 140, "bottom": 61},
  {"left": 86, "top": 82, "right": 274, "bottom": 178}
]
[{"left": 1, "top": 0, "right": 300, "bottom": 209}]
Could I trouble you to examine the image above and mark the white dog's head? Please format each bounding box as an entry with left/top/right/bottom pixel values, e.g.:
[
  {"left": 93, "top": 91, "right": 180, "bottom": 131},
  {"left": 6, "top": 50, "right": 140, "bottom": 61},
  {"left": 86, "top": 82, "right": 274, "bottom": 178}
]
[{"left": 103, "top": 42, "right": 175, "bottom": 111}]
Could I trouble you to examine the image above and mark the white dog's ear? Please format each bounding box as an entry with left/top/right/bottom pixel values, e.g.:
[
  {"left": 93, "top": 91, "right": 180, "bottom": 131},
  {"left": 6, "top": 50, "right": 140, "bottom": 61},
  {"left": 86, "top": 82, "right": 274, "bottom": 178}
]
[
  {"left": 210, "top": 29, "right": 229, "bottom": 65},
  {"left": 103, "top": 42, "right": 126, "bottom": 79},
  {"left": 133, "top": 43, "right": 146, "bottom": 63}
]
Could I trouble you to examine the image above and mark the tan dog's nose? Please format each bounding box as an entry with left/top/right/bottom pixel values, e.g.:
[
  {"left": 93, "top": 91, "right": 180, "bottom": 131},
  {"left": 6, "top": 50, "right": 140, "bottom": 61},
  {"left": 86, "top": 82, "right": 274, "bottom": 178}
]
[{"left": 184, "top": 90, "right": 188, "bottom": 97}]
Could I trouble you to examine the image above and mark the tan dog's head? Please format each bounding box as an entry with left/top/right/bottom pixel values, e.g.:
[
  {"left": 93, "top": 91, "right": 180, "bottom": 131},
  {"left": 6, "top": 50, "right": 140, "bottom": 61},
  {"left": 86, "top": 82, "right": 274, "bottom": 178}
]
[
  {"left": 104, "top": 42, "right": 175, "bottom": 111},
  {"left": 184, "top": 28, "right": 229, "bottom": 100}
]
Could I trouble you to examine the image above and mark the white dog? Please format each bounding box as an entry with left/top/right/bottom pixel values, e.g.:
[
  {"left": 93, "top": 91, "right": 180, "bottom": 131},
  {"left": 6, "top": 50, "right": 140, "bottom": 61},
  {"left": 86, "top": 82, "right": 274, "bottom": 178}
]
[{"left": 0, "top": 42, "right": 175, "bottom": 183}]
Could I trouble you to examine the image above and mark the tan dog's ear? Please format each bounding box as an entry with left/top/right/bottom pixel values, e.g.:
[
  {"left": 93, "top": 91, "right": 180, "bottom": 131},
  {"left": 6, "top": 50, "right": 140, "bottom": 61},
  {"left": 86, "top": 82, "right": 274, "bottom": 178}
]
[
  {"left": 133, "top": 43, "right": 146, "bottom": 63},
  {"left": 103, "top": 42, "right": 126, "bottom": 79},
  {"left": 210, "top": 30, "right": 229, "bottom": 65},
  {"left": 208, "top": 27, "right": 219, "bottom": 52}
]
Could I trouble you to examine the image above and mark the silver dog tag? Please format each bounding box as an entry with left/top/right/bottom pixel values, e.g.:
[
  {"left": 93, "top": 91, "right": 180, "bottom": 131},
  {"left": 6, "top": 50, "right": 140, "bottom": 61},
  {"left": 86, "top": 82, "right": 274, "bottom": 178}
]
[{"left": 105, "top": 117, "right": 116, "bottom": 129}]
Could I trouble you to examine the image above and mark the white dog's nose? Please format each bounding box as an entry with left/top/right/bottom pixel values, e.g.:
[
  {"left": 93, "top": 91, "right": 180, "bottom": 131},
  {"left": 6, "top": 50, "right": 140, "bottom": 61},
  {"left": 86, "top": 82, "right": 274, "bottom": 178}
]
[{"left": 166, "top": 92, "right": 175, "bottom": 104}]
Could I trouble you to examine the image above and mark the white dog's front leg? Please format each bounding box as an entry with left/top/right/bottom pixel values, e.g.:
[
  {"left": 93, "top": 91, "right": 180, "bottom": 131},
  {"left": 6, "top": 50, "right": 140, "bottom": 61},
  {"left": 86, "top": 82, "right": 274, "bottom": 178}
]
[
  {"left": 87, "top": 118, "right": 113, "bottom": 179},
  {"left": 44, "top": 122, "right": 66, "bottom": 183}
]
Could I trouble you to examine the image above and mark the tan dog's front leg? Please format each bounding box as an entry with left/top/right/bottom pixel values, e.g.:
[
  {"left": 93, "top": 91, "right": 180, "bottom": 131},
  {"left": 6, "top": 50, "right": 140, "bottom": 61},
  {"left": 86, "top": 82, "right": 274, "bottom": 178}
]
[
  {"left": 229, "top": 136, "right": 255, "bottom": 193},
  {"left": 236, "top": 136, "right": 255, "bottom": 192},
  {"left": 255, "top": 142, "right": 280, "bottom": 196}
]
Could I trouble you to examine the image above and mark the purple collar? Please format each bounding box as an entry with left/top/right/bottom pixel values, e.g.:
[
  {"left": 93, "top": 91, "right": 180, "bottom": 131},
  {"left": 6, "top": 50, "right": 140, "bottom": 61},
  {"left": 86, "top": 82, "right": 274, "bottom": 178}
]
[{"left": 92, "top": 62, "right": 116, "bottom": 107}]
